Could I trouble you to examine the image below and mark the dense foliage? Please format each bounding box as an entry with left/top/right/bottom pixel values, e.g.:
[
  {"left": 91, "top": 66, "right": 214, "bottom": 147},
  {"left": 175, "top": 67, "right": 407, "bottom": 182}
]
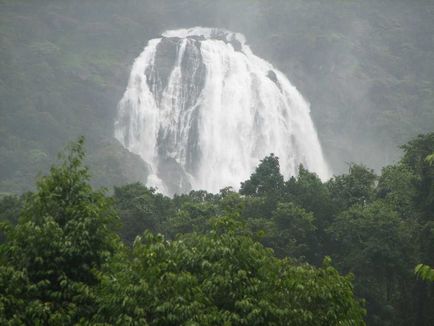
[
  {"left": 1, "top": 133, "right": 434, "bottom": 324},
  {"left": 1, "top": 1, "right": 433, "bottom": 324},
  {"left": 0, "top": 138, "right": 119, "bottom": 324},
  {"left": 0, "top": 139, "right": 366, "bottom": 325}
]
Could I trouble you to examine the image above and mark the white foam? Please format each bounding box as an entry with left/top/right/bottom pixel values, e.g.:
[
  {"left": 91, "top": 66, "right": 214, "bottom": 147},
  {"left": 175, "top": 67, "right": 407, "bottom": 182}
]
[{"left": 115, "top": 27, "right": 330, "bottom": 194}]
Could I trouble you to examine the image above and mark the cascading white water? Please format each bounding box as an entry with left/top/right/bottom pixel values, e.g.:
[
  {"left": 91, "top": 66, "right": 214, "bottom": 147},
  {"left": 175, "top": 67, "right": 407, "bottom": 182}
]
[{"left": 115, "top": 27, "right": 330, "bottom": 195}]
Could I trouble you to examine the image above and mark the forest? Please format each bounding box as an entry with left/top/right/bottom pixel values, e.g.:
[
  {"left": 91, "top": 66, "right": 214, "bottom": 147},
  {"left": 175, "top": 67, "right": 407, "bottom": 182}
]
[
  {"left": 1, "top": 0, "right": 434, "bottom": 325},
  {"left": 1, "top": 133, "right": 434, "bottom": 325}
]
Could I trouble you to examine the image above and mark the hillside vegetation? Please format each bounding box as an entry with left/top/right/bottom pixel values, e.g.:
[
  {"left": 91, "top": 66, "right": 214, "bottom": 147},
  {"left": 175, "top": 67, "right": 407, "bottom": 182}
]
[
  {"left": 1, "top": 0, "right": 434, "bottom": 192},
  {"left": 0, "top": 139, "right": 367, "bottom": 325},
  {"left": 1, "top": 133, "right": 434, "bottom": 324}
]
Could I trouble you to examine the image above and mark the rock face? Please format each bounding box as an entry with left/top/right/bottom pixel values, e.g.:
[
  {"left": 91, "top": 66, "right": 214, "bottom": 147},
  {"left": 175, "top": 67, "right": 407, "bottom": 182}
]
[{"left": 115, "top": 27, "right": 330, "bottom": 195}]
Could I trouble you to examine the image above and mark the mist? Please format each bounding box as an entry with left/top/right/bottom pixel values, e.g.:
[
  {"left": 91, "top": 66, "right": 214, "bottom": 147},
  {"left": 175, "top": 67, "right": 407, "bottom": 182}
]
[
  {"left": 1, "top": 1, "right": 434, "bottom": 325},
  {"left": 1, "top": 0, "right": 433, "bottom": 193}
]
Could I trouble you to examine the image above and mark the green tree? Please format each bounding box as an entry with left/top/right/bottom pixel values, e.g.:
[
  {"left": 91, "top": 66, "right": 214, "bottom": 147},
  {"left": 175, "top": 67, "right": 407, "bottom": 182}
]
[
  {"left": 327, "top": 164, "right": 377, "bottom": 211},
  {"left": 0, "top": 137, "right": 119, "bottom": 324},
  {"left": 114, "top": 183, "right": 174, "bottom": 243},
  {"left": 270, "top": 202, "right": 316, "bottom": 259},
  {"left": 239, "top": 154, "right": 285, "bottom": 220},
  {"left": 328, "top": 200, "right": 416, "bottom": 326},
  {"left": 166, "top": 190, "right": 219, "bottom": 236},
  {"left": 285, "top": 165, "right": 334, "bottom": 220},
  {"left": 95, "top": 216, "right": 365, "bottom": 325},
  {"left": 401, "top": 138, "right": 434, "bottom": 326},
  {"left": 377, "top": 164, "right": 418, "bottom": 218},
  {"left": 401, "top": 133, "right": 434, "bottom": 215},
  {"left": 285, "top": 165, "right": 336, "bottom": 263},
  {"left": 240, "top": 154, "right": 284, "bottom": 198},
  {"left": 0, "top": 194, "right": 23, "bottom": 243}
]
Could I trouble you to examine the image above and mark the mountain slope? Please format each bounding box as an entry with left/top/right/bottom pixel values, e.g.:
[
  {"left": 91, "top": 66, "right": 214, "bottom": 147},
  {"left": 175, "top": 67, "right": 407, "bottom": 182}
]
[{"left": 1, "top": 0, "right": 433, "bottom": 193}]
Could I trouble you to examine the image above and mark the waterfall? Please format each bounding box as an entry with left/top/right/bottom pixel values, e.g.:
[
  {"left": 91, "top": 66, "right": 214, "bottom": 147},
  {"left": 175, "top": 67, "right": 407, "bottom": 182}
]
[{"left": 115, "top": 27, "right": 330, "bottom": 195}]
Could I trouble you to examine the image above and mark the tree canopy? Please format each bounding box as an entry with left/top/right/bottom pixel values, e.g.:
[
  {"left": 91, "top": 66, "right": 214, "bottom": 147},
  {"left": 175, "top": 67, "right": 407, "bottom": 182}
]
[
  {"left": 2, "top": 132, "right": 434, "bottom": 325},
  {"left": 0, "top": 139, "right": 366, "bottom": 325}
]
